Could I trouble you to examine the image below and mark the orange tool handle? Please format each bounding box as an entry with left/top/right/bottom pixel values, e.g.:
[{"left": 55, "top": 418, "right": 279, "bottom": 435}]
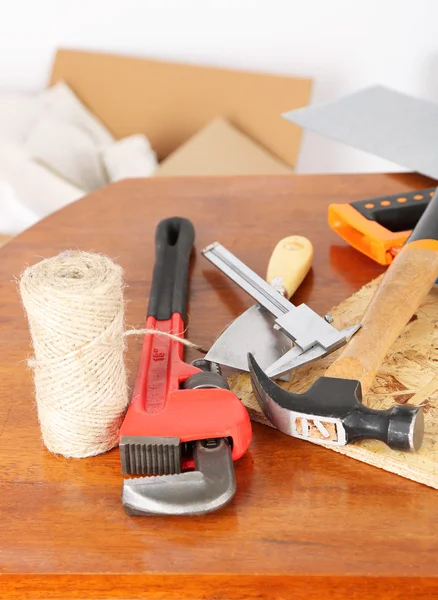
[
  {"left": 326, "top": 189, "right": 438, "bottom": 395},
  {"left": 328, "top": 187, "right": 435, "bottom": 265}
]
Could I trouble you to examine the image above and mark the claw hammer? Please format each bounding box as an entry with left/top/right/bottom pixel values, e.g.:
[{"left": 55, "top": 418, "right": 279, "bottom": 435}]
[
  {"left": 119, "top": 217, "right": 252, "bottom": 516},
  {"left": 249, "top": 187, "right": 438, "bottom": 452}
]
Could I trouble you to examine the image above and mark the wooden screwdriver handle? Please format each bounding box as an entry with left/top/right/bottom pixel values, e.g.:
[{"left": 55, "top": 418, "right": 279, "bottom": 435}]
[
  {"left": 266, "top": 235, "right": 313, "bottom": 297},
  {"left": 326, "top": 188, "right": 438, "bottom": 397}
]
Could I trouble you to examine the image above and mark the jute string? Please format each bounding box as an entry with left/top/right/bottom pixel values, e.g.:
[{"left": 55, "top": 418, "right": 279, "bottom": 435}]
[{"left": 19, "top": 251, "right": 205, "bottom": 459}]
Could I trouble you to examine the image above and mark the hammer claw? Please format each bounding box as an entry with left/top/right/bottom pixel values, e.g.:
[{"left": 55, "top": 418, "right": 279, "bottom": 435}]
[
  {"left": 248, "top": 353, "right": 423, "bottom": 451},
  {"left": 248, "top": 354, "right": 347, "bottom": 446}
]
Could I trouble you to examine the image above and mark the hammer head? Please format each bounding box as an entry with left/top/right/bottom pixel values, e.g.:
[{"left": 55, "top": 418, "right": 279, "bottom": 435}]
[{"left": 248, "top": 354, "right": 424, "bottom": 451}]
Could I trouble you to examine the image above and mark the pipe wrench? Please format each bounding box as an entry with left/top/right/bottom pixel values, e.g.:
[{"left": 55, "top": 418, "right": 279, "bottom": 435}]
[{"left": 119, "top": 217, "right": 252, "bottom": 516}]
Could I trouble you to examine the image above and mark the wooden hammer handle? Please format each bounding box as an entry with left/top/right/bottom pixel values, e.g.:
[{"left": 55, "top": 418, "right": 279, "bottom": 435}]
[{"left": 326, "top": 189, "right": 438, "bottom": 396}]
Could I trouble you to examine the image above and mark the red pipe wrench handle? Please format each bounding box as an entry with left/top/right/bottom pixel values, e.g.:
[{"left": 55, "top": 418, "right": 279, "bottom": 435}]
[{"left": 119, "top": 217, "right": 252, "bottom": 470}]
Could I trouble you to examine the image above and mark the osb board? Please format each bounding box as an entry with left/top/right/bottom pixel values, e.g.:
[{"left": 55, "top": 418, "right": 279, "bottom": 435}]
[{"left": 229, "top": 276, "right": 438, "bottom": 488}]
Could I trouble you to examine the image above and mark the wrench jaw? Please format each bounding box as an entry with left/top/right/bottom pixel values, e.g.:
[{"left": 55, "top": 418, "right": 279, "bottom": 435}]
[
  {"left": 122, "top": 438, "right": 236, "bottom": 516},
  {"left": 119, "top": 378, "right": 252, "bottom": 516}
]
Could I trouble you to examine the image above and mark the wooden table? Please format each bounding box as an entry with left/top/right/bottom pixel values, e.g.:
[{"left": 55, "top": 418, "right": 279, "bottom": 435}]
[{"left": 1, "top": 173, "right": 438, "bottom": 599}]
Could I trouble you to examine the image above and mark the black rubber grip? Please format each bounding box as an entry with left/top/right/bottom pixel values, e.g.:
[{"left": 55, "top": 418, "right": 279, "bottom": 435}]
[
  {"left": 351, "top": 187, "right": 435, "bottom": 233},
  {"left": 408, "top": 187, "right": 438, "bottom": 243},
  {"left": 147, "top": 217, "right": 195, "bottom": 322}
]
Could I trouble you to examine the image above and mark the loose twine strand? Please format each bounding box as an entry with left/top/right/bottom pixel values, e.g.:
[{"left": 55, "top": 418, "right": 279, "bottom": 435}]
[
  {"left": 19, "top": 251, "right": 206, "bottom": 459},
  {"left": 124, "top": 328, "right": 208, "bottom": 353}
]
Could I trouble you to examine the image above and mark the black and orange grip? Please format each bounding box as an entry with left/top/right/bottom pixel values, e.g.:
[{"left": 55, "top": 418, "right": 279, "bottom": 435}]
[
  {"left": 329, "top": 187, "right": 435, "bottom": 265},
  {"left": 408, "top": 187, "right": 438, "bottom": 249},
  {"left": 326, "top": 187, "right": 438, "bottom": 410}
]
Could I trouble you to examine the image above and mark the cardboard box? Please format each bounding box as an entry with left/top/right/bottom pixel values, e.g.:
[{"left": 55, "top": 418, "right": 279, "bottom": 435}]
[
  {"left": 50, "top": 49, "right": 312, "bottom": 167},
  {"left": 155, "top": 118, "right": 293, "bottom": 176}
]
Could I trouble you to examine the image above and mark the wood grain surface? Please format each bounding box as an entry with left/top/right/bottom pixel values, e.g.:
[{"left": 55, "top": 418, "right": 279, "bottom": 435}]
[{"left": 1, "top": 173, "right": 438, "bottom": 599}]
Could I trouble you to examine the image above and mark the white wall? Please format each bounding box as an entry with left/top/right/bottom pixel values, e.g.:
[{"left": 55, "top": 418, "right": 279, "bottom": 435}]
[{"left": 1, "top": 0, "right": 437, "bottom": 174}]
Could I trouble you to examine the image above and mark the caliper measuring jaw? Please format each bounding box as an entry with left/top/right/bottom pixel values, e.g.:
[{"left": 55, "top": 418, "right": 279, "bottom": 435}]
[{"left": 202, "top": 242, "right": 361, "bottom": 378}]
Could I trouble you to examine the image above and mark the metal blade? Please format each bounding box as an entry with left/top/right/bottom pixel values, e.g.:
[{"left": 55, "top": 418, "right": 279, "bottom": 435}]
[
  {"left": 122, "top": 438, "right": 235, "bottom": 516},
  {"left": 265, "top": 324, "right": 362, "bottom": 378},
  {"left": 205, "top": 304, "right": 292, "bottom": 377},
  {"left": 202, "top": 242, "right": 360, "bottom": 354}
]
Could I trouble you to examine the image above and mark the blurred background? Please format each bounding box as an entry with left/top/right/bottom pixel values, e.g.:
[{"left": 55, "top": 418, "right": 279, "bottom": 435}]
[
  {"left": 2, "top": 0, "right": 435, "bottom": 173},
  {"left": 0, "top": 0, "right": 436, "bottom": 237}
]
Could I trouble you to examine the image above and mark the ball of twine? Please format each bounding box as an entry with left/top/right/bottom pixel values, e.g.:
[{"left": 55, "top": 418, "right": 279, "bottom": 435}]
[{"left": 19, "top": 251, "right": 129, "bottom": 458}]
